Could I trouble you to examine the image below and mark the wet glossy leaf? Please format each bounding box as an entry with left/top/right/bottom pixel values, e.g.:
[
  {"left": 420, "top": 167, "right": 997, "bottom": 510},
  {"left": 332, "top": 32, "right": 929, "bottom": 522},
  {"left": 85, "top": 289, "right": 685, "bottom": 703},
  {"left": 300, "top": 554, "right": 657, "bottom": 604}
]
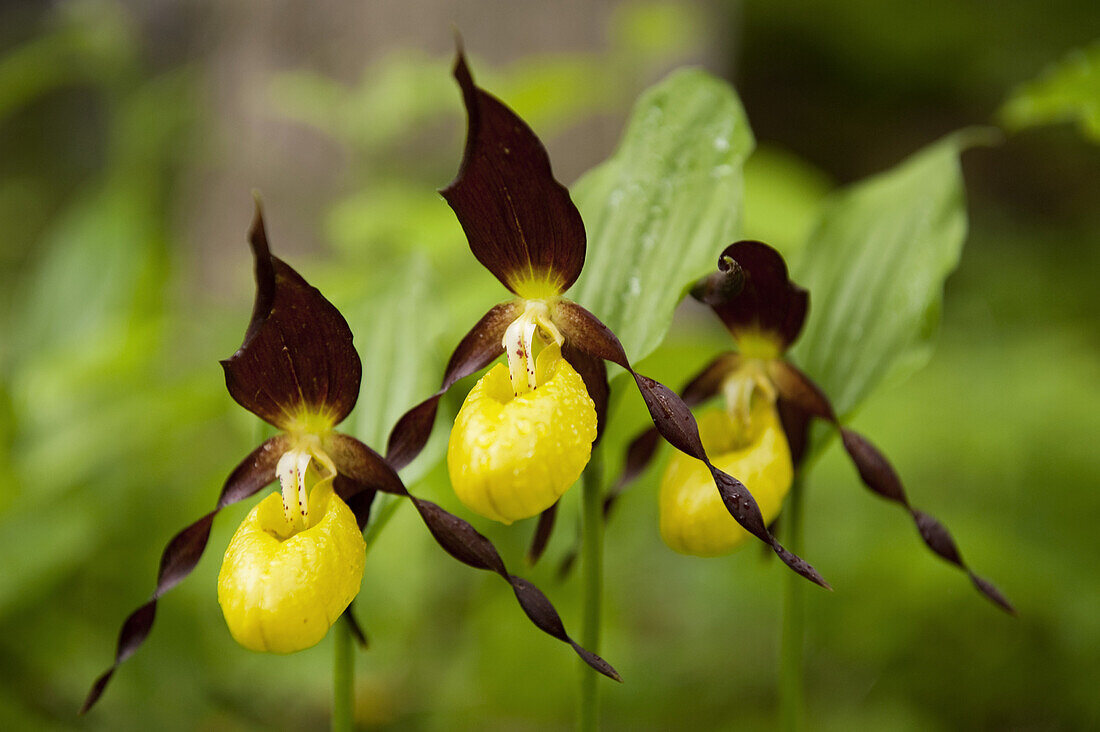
[
  {"left": 568, "top": 68, "right": 754, "bottom": 363},
  {"left": 789, "top": 134, "right": 973, "bottom": 416}
]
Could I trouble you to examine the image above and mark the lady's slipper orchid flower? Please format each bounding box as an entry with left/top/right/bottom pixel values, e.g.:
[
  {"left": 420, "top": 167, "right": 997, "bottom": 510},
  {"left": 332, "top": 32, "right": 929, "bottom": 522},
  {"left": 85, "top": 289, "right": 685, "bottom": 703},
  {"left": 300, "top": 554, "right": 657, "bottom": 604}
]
[
  {"left": 385, "top": 49, "right": 829, "bottom": 591},
  {"left": 83, "top": 204, "right": 618, "bottom": 713},
  {"left": 613, "top": 240, "right": 1013, "bottom": 612}
]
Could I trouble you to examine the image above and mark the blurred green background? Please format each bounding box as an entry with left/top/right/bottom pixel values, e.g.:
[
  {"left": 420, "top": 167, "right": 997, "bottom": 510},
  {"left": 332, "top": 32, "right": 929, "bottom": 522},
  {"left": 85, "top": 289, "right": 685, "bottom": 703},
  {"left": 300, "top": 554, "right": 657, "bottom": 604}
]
[{"left": 1, "top": 1, "right": 1097, "bottom": 729}]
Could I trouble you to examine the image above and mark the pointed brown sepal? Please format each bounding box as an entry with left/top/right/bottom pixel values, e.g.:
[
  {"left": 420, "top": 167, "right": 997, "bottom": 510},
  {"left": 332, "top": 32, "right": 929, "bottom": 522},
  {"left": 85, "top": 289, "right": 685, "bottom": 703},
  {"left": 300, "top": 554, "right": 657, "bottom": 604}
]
[
  {"left": 552, "top": 300, "right": 830, "bottom": 589},
  {"left": 342, "top": 604, "right": 369, "bottom": 649},
  {"left": 841, "top": 429, "right": 1015, "bottom": 614},
  {"left": 696, "top": 241, "right": 808, "bottom": 352},
  {"left": 603, "top": 352, "right": 743, "bottom": 517},
  {"left": 327, "top": 432, "right": 620, "bottom": 675},
  {"left": 766, "top": 360, "right": 836, "bottom": 423},
  {"left": 776, "top": 398, "right": 812, "bottom": 467},
  {"left": 81, "top": 435, "right": 287, "bottom": 714},
  {"left": 221, "top": 203, "right": 362, "bottom": 431},
  {"left": 333, "top": 473, "right": 378, "bottom": 531},
  {"left": 441, "top": 48, "right": 586, "bottom": 298},
  {"left": 768, "top": 360, "right": 1014, "bottom": 613},
  {"left": 385, "top": 301, "right": 519, "bottom": 471},
  {"left": 325, "top": 433, "right": 407, "bottom": 497},
  {"left": 562, "top": 342, "right": 610, "bottom": 443},
  {"left": 527, "top": 501, "right": 559, "bottom": 566}
]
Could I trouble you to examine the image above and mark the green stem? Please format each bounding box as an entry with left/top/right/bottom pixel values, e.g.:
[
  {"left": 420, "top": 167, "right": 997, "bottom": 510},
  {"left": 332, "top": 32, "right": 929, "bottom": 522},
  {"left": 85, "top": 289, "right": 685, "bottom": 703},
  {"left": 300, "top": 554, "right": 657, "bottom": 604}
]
[
  {"left": 578, "top": 449, "right": 605, "bottom": 732},
  {"left": 333, "top": 617, "right": 354, "bottom": 732},
  {"left": 331, "top": 495, "right": 402, "bottom": 731},
  {"left": 779, "top": 476, "right": 806, "bottom": 732}
]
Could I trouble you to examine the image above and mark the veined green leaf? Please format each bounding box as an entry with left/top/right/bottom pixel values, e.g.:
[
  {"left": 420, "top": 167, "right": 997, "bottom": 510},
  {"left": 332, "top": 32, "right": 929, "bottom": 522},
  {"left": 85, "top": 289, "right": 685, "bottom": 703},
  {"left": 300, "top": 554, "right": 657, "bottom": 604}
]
[
  {"left": 790, "top": 133, "right": 974, "bottom": 417},
  {"left": 344, "top": 254, "right": 449, "bottom": 485},
  {"left": 568, "top": 68, "right": 754, "bottom": 363},
  {"left": 999, "top": 41, "right": 1100, "bottom": 142}
]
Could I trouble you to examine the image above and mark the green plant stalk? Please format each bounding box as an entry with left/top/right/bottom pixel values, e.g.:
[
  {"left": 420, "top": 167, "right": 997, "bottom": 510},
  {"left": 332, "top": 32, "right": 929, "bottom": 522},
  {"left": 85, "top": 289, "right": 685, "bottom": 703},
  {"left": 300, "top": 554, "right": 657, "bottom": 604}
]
[
  {"left": 333, "top": 618, "right": 354, "bottom": 732},
  {"left": 579, "top": 449, "right": 605, "bottom": 732},
  {"left": 330, "top": 494, "right": 403, "bottom": 731},
  {"left": 779, "top": 475, "right": 806, "bottom": 732}
]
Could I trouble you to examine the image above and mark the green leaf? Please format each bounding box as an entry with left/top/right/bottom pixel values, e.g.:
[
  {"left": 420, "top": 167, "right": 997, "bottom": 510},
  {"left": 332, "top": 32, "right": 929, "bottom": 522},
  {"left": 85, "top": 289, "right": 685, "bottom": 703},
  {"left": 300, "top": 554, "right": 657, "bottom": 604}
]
[
  {"left": 999, "top": 40, "right": 1100, "bottom": 142},
  {"left": 789, "top": 133, "right": 975, "bottom": 417},
  {"left": 568, "top": 68, "right": 754, "bottom": 364},
  {"left": 342, "top": 254, "right": 449, "bottom": 485}
]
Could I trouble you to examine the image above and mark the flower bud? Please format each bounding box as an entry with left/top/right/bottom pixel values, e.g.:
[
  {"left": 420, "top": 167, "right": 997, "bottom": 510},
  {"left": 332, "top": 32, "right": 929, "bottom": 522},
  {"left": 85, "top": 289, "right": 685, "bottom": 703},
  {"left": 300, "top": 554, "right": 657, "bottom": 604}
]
[
  {"left": 217, "top": 481, "right": 365, "bottom": 653},
  {"left": 659, "top": 400, "right": 792, "bottom": 556},
  {"left": 447, "top": 345, "right": 597, "bottom": 523}
]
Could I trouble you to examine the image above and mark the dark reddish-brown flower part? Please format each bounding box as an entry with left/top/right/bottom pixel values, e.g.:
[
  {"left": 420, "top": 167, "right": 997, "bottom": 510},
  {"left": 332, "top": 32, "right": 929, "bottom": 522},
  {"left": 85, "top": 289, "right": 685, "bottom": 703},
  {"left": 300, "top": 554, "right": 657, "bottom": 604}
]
[
  {"left": 82, "top": 204, "right": 618, "bottom": 714},
  {"left": 386, "top": 48, "right": 828, "bottom": 590},
  {"left": 611, "top": 241, "right": 1013, "bottom": 613}
]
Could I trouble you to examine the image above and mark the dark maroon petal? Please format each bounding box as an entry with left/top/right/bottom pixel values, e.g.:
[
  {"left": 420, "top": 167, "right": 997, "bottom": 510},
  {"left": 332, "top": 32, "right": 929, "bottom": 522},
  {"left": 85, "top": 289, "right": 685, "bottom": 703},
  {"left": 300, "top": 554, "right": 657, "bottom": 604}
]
[
  {"left": 385, "top": 301, "right": 519, "bottom": 470},
  {"left": 680, "top": 352, "right": 742, "bottom": 408},
  {"left": 441, "top": 48, "right": 586, "bottom": 296},
  {"left": 605, "top": 352, "right": 742, "bottom": 515},
  {"left": 562, "top": 342, "right": 610, "bottom": 442},
  {"left": 690, "top": 252, "right": 745, "bottom": 305},
  {"left": 527, "top": 502, "right": 559, "bottom": 566},
  {"left": 334, "top": 473, "right": 378, "bottom": 531},
  {"left": 221, "top": 203, "right": 362, "bottom": 430},
  {"left": 82, "top": 436, "right": 285, "bottom": 713},
  {"left": 772, "top": 360, "right": 1011, "bottom": 612},
  {"left": 603, "top": 427, "right": 660, "bottom": 518},
  {"left": 697, "top": 241, "right": 809, "bottom": 350},
  {"left": 767, "top": 360, "right": 836, "bottom": 422},
  {"left": 325, "top": 432, "right": 406, "bottom": 497},
  {"left": 328, "top": 430, "right": 619, "bottom": 677},
  {"left": 411, "top": 497, "right": 620, "bottom": 681},
  {"left": 342, "top": 604, "right": 369, "bottom": 649},
  {"left": 776, "top": 398, "right": 812, "bottom": 467},
  {"left": 552, "top": 300, "right": 829, "bottom": 589},
  {"left": 840, "top": 429, "right": 1015, "bottom": 613}
]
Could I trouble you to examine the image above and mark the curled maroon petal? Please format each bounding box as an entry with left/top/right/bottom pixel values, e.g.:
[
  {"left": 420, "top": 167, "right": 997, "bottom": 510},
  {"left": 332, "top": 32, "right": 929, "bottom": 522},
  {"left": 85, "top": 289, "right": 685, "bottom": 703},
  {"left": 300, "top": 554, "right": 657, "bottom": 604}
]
[
  {"left": 342, "top": 604, "right": 369, "bottom": 649},
  {"left": 769, "top": 360, "right": 1013, "bottom": 613},
  {"left": 442, "top": 48, "right": 586, "bottom": 298},
  {"left": 690, "top": 253, "right": 745, "bottom": 306},
  {"left": 221, "top": 203, "right": 362, "bottom": 431},
  {"left": 840, "top": 429, "right": 1015, "bottom": 613},
  {"left": 327, "top": 432, "right": 620, "bottom": 676},
  {"left": 527, "top": 501, "right": 559, "bottom": 566},
  {"left": 385, "top": 301, "right": 519, "bottom": 471},
  {"left": 604, "top": 353, "right": 741, "bottom": 517},
  {"left": 766, "top": 360, "right": 836, "bottom": 423},
  {"left": 696, "top": 241, "right": 808, "bottom": 352},
  {"left": 552, "top": 300, "right": 829, "bottom": 589},
  {"left": 562, "top": 342, "right": 610, "bottom": 442},
  {"left": 82, "top": 436, "right": 286, "bottom": 713}
]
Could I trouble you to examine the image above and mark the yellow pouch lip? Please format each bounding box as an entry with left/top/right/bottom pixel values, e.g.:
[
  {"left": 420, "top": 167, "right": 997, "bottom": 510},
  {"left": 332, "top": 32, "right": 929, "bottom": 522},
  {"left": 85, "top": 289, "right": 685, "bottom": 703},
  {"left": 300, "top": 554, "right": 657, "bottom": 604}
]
[
  {"left": 659, "top": 403, "right": 792, "bottom": 557},
  {"left": 447, "top": 344, "right": 596, "bottom": 524},
  {"left": 217, "top": 481, "right": 366, "bottom": 654}
]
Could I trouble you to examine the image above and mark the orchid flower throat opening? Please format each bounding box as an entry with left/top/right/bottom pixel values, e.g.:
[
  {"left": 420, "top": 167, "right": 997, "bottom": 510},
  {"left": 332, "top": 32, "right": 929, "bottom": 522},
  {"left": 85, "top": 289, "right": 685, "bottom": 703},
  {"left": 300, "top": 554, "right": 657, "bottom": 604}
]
[
  {"left": 722, "top": 357, "right": 778, "bottom": 432},
  {"left": 502, "top": 298, "right": 565, "bottom": 395},
  {"left": 273, "top": 432, "right": 338, "bottom": 534}
]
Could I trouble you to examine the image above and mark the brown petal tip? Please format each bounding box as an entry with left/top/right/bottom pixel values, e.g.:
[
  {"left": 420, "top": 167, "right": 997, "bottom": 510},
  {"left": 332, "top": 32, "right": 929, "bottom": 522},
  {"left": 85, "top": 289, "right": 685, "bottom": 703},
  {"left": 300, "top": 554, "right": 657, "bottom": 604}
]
[
  {"left": 699, "top": 241, "right": 808, "bottom": 353},
  {"left": 221, "top": 203, "right": 362, "bottom": 430},
  {"left": 442, "top": 47, "right": 586, "bottom": 298}
]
